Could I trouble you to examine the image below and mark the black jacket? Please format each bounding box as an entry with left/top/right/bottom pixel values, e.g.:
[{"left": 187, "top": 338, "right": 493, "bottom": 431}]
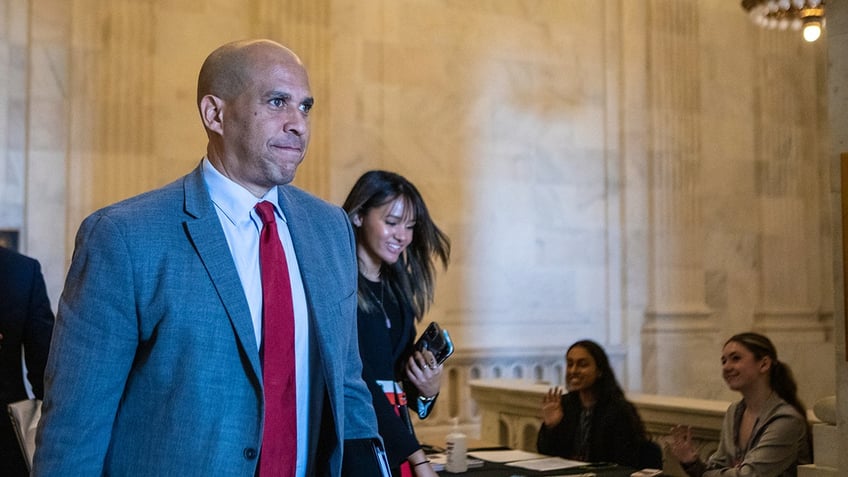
[
  {"left": 356, "top": 277, "right": 432, "bottom": 474},
  {"left": 536, "top": 391, "right": 645, "bottom": 468},
  {"left": 0, "top": 246, "right": 54, "bottom": 476}
]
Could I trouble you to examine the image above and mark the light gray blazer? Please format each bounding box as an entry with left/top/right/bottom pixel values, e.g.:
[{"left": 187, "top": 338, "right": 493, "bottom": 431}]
[
  {"left": 683, "top": 393, "right": 811, "bottom": 477},
  {"left": 33, "top": 163, "right": 378, "bottom": 476}
]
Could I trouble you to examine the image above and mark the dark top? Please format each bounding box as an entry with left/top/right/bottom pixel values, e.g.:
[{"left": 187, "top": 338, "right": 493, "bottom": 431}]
[
  {"left": 0, "top": 246, "right": 55, "bottom": 476},
  {"left": 356, "top": 276, "right": 434, "bottom": 474},
  {"left": 0, "top": 247, "right": 53, "bottom": 403},
  {"left": 536, "top": 392, "right": 645, "bottom": 469}
]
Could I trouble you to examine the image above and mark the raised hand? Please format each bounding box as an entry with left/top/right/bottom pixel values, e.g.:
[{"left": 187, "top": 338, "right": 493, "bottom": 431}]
[
  {"left": 667, "top": 424, "right": 699, "bottom": 465},
  {"left": 541, "top": 387, "right": 565, "bottom": 428}
]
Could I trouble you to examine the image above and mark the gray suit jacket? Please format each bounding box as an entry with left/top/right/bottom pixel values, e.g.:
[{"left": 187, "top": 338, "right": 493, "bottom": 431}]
[{"left": 33, "top": 164, "right": 378, "bottom": 476}]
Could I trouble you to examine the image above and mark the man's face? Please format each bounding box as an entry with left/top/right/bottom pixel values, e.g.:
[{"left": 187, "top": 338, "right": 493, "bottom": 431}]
[{"left": 219, "top": 51, "right": 313, "bottom": 196}]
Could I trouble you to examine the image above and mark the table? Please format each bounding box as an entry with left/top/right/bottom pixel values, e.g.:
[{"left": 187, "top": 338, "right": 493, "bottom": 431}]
[
  {"left": 432, "top": 447, "right": 641, "bottom": 477},
  {"left": 436, "top": 460, "right": 638, "bottom": 477}
]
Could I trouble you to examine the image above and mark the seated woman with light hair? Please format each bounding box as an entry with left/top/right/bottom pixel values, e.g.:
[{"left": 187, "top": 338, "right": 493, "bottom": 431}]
[{"left": 668, "top": 332, "right": 812, "bottom": 477}]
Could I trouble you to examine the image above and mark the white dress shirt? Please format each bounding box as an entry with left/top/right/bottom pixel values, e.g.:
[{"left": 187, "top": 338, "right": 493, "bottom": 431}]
[{"left": 202, "top": 158, "right": 311, "bottom": 476}]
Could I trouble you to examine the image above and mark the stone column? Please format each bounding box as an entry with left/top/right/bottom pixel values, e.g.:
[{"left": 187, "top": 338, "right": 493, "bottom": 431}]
[
  {"left": 827, "top": 0, "right": 848, "bottom": 472},
  {"left": 65, "top": 0, "right": 156, "bottom": 249},
  {"left": 25, "top": 0, "right": 70, "bottom": 304},
  {"left": 0, "top": 0, "right": 28, "bottom": 236},
  {"left": 752, "top": 29, "right": 832, "bottom": 402},
  {"left": 641, "top": 0, "right": 719, "bottom": 397}
]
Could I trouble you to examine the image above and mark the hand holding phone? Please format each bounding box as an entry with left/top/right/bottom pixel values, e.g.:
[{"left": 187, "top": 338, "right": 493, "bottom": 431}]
[{"left": 414, "top": 322, "right": 455, "bottom": 365}]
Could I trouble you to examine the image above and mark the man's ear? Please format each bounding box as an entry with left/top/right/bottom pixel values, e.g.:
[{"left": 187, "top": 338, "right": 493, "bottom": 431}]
[
  {"left": 352, "top": 212, "right": 363, "bottom": 227},
  {"left": 199, "top": 95, "right": 225, "bottom": 135}
]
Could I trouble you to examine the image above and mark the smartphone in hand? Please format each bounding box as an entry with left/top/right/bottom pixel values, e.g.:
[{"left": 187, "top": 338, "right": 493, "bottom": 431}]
[{"left": 414, "top": 322, "right": 455, "bottom": 364}]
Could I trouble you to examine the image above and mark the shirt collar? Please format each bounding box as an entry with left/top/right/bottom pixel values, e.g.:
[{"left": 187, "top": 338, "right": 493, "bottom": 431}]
[{"left": 202, "top": 158, "right": 283, "bottom": 227}]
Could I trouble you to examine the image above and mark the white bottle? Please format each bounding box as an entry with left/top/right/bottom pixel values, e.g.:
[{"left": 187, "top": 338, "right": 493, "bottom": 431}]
[{"left": 445, "top": 417, "right": 467, "bottom": 473}]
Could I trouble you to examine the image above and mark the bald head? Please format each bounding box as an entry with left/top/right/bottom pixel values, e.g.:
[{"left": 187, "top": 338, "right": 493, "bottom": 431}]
[
  {"left": 196, "top": 39, "right": 314, "bottom": 196},
  {"left": 196, "top": 39, "right": 304, "bottom": 107}
]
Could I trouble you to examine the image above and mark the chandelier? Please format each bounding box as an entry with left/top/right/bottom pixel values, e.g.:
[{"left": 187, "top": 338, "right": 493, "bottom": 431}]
[{"left": 741, "top": 0, "right": 825, "bottom": 42}]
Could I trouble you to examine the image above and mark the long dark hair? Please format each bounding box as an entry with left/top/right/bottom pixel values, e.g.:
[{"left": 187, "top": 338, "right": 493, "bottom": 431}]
[
  {"left": 342, "top": 170, "right": 450, "bottom": 320},
  {"left": 725, "top": 332, "right": 807, "bottom": 419},
  {"left": 568, "top": 340, "right": 621, "bottom": 402},
  {"left": 567, "top": 340, "right": 646, "bottom": 438}
]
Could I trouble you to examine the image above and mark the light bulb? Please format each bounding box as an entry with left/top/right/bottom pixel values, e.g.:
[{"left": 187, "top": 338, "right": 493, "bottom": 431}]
[{"left": 803, "top": 22, "right": 822, "bottom": 41}]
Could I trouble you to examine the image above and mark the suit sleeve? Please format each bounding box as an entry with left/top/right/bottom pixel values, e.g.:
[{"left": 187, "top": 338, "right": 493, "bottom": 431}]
[
  {"left": 33, "top": 213, "right": 140, "bottom": 475},
  {"left": 337, "top": 210, "right": 381, "bottom": 441},
  {"left": 22, "top": 258, "right": 54, "bottom": 399}
]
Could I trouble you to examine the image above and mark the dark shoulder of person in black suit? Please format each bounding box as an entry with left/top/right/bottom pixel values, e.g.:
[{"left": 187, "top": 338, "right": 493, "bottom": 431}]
[
  {"left": 537, "top": 339, "right": 660, "bottom": 470},
  {"left": 0, "top": 246, "right": 55, "bottom": 476}
]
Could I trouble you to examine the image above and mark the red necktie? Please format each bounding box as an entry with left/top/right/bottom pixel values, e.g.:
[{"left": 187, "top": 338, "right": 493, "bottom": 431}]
[{"left": 255, "top": 200, "right": 297, "bottom": 476}]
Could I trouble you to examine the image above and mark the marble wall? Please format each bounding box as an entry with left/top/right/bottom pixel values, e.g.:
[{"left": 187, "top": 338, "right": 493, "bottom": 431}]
[
  {"left": 1, "top": 0, "right": 837, "bottom": 414},
  {"left": 825, "top": 0, "right": 848, "bottom": 471}
]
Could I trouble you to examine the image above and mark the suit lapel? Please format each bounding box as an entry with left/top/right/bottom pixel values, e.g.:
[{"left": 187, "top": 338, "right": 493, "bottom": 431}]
[
  {"left": 182, "top": 165, "right": 262, "bottom": 379},
  {"left": 275, "top": 186, "right": 320, "bottom": 304},
  {"left": 276, "top": 185, "right": 335, "bottom": 468}
]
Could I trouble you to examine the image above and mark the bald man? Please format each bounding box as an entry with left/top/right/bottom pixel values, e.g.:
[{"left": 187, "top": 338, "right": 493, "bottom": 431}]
[{"left": 33, "top": 39, "right": 382, "bottom": 476}]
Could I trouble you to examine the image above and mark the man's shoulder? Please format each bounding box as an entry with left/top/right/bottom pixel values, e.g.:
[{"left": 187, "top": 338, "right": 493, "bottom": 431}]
[
  {"left": 0, "top": 246, "right": 38, "bottom": 279},
  {"left": 89, "top": 173, "right": 193, "bottom": 221},
  {"left": 278, "top": 184, "right": 347, "bottom": 223},
  {"left": 278, "top": 184, "right": 334, "bottom": 209},
  {"left": 0, "top": 246, "right": 37, "bottom": 267}
]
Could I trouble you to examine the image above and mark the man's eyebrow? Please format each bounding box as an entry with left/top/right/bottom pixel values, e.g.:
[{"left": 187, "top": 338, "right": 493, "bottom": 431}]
[
  {"left": 262, "top": 90, "right": 292, "bottom": 100},
  {"left": 302, "top": 97, "right": 315, "bottom": 108}
]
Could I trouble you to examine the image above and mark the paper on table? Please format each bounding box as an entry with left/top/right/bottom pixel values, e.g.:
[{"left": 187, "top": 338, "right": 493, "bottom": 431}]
[
  {"left": 504, "top": 456, "right": 588, "bottom": 471},
  {"left": 426, "top": 453, "right": 483, "bottom": 471},
  {"left": 467, "top": 449, "right": 546, "bottom": 463}
]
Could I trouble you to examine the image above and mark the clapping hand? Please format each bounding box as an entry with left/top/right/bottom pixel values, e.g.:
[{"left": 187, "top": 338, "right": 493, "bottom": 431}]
[
  {"left": 667, "top": 424, "right": 699, "bottom": 465},
  {"left": 541, "top": 387, "right": 565, "bottom": 428}
]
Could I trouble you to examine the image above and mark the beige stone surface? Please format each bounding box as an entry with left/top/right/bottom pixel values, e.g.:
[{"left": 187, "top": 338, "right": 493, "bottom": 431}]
[{"left": 1, "top": 4, "right": 844, "bottom": 470}]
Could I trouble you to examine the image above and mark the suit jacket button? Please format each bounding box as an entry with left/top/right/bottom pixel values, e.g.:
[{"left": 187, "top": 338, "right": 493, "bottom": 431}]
[{"left": 244, "top": 448, "right": 257, "bottom": 460}]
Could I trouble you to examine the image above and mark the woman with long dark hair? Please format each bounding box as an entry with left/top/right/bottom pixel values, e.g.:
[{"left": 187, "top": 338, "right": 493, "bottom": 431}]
[
  {"left": 537, "top": 340, "right": 657, "bottom": 469},
  {"left": 342, "top": 170, "right": 450, "bottom": 477},
  {"left": 669, "top": 332, "right": 812, "bottom": 476}
]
